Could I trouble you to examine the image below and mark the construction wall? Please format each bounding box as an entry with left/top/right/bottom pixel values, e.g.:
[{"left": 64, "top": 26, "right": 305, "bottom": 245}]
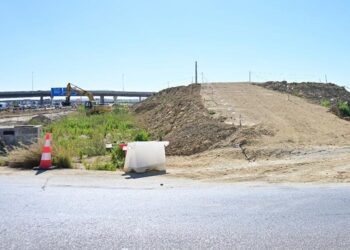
[{"left": 0, "top": 125, "right": 42, "bottom": 146}]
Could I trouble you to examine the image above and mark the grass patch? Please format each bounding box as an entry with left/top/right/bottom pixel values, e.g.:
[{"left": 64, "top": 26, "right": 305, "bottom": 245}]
[
  {"left": 44, "top": 106, "right": 147, "bottom": 169},
  {"left": 111, "top": 145, "right": 126, "bottom": 169},
  {"left": 338, "top": 101, "right": 350, "bottom": 117},
  {"left": 83, "top": 156, "right": 117, "bottom": 171},
  {"left": 0, "top": 157, "right": 7, "bottom": 166},
  {"left": 7, "top": 141, "right": 43, "bottom": 169},
  {"left": 7, "top": 140, "right": 72, "bottom": 169},
  {"left": 321, "top": 99, "right": 331, "bottom": 108}
]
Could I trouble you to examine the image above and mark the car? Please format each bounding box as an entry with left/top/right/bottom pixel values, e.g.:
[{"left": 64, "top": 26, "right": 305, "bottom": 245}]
[
  {"left": 0, "top": 102, "right": 9, "bottom": 111},
  {"left": 53, "top": 102, "right": 62, "bottom": 109}
]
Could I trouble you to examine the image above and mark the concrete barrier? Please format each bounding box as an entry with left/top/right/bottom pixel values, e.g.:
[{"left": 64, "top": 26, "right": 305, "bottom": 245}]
[{"left": 0, "top": 125, "right": 42, "bottom": 146}]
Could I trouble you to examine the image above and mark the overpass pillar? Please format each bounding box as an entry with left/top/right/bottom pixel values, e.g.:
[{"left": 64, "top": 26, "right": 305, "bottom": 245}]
[
  {"left": 139, "top": 96, "right": 142, "bottom": 102},
  {"left": 40, "top": 96, "right": 44, "bottom": 107},
  {"left": 113, "top": 96, "right": 118, "bottom": 104},
  {"left": 100, "top": 95, "right": 105, "bottom": 104}
]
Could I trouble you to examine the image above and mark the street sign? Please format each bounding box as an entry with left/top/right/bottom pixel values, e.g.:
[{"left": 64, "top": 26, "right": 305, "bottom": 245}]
[{"left": 51, "top": 88, "right": 77, "bottom": 97}]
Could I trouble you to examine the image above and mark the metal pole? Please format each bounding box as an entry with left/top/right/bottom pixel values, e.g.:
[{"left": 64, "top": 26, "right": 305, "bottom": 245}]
[
  {"left": 122, "top": 74, "right": 125, "bottom": 91},
  {"left": 195, "top": 61, "right": 198, "bottom": 84},
  {"left": 32, "top": 72, "right": 34, "bottom": 91}
]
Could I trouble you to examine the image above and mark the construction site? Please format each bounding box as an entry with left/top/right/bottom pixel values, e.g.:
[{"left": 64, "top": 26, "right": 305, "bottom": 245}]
[{"left": 1, "top": 81, "right": 350, "bottom": 183}]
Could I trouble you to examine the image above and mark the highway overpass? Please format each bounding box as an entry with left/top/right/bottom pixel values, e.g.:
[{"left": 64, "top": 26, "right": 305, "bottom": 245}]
[{"left": 0, "top": 90, "right": 155, "bottom": 104}]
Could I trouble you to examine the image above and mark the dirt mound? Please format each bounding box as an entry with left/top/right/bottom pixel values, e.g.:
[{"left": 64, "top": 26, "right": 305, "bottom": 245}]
[
  {"left": 257, "top": 81, "right": 350, "bottom": 104},
  {"left": 27, "top": 115, "right": 51, "bottom": 125},
  {"left": 133, "top": 84, "right": 236, "bottom": 155}
]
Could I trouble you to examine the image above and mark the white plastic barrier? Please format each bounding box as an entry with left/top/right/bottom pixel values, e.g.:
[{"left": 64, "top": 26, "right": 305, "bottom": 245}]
[{"left": 123, "top": 141, "right": 169, "bottom": 173}]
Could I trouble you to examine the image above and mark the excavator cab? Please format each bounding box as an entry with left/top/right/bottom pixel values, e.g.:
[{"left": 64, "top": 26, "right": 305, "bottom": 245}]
[
  {"left": 84, "top": 101, "right": 93, "bottom": 109},
  {"left": 61, "top": 100, "right": 71, "bottom": 106}
]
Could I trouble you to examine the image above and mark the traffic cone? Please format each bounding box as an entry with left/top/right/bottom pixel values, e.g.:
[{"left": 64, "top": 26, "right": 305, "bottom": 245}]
[{"left": 36, "top": 133, "right": 55, "bottom": 170}]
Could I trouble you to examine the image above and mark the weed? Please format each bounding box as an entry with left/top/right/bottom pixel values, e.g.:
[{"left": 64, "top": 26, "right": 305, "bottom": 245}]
[
  {"left": 111, "top": 145, "right": 126, "bottom": 168},
  {"left": 291, "top": 90, "right": 302, "bottom": 97},
  {"left": 7, "top": 140, "right": 73, "bottom": 169},
  {"left": 84, "top": 156, "right": 117, "bottom": 171},
  {"left": 53, "top": 154, "right": 72, "bottom": 168},
  {"left": 338, "top": 101, "right": 350, "bottom": 117},
  {"left": 8, "top": 141, "right": 43, "bottom": 168},
  {"left": 133, "top": 130, "right": 149, "bottom": 141},
  {"left": 45, "top": 109, "right": 142, "bottom": 158},
  {"left": 0, "top": 157, "right": 7, "bottom": 166},
  {"left": 321, "top": 99, "right": 331, "bottom": 108}
]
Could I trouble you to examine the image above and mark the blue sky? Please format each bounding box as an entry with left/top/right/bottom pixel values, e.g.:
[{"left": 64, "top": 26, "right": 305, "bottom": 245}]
[{"left": 0, "top": 0, "right": 349, "bottom": 91}]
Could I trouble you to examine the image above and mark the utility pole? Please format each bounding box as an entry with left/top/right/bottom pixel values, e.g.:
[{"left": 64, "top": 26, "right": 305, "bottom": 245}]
[
  {"left": 122, "top": 73, "right": 125, "bottom": 91},
  {"left": 31, "top": 72, "right": 34, "bottom": 91},
  {"left": 325, "top": 74, "right": 328, "bottom": 84},
  {"left": 201, "top": 72, "right": 204, "bottom": 83},
  {"left": 249, "top": 71, "right": 252, "bottom": 83},
  {"left": 195, "top": 61, "right": 198, "bottom": 84}
]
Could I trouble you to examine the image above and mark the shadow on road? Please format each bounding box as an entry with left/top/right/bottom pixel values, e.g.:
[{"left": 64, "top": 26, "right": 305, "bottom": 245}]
[
  {"left": 122, "top": 170, "right": 167, "bottom": 179},
  {"left": 34, "top": 169, "right": 48, "bottom": 175}
]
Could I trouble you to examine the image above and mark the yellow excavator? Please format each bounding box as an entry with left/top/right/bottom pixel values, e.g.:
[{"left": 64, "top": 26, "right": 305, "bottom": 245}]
[{"left": 62, "top": 83, "right": 112, "bottom": 114}]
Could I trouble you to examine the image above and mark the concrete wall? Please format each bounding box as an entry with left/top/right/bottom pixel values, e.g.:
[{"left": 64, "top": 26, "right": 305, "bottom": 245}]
[{"left": 0, "top": 125, "right": 42, "bottom": 146}]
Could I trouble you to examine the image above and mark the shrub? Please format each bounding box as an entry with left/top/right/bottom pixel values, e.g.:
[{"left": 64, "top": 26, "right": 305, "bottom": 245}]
[
  {"left": 53, "top": 154, "right": 72, "bottom": 168},
  {"left": 0, "top": 157, "right": 7, "bottom": 166},
  {"left": 113, "top": 105, "right": 129, "bottom": 115},
  {"left": 7, "top": 140, "right": 73, "bottom": 169},
  {"left": 111, "top": 145, "right": 126, "bottom": 168},
  {"left": 134, "top": 130, "right": 149, "bottom": 141},
  {"left": 321, "top": 99, "right": 331, "bottom": 108},
  {"left": 8, "top": 141, "right": 43, "bottom": 169},
  {"left": 338, "top": 101, "right": 350, "bottom": 117}
]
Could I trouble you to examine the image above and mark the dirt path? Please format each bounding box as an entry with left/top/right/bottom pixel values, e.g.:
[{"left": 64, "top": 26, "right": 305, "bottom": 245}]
[
  {"left": 201, "top": 83, "right": 350, "bottom": 147},
  {"left": 0, "top": 110, "right": 73, "bottom": 126}
]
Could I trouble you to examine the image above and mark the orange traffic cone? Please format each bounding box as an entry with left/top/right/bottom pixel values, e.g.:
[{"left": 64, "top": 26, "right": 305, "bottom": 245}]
[{"left": 36, "top": 133, "right": 55, "bottom": 170}]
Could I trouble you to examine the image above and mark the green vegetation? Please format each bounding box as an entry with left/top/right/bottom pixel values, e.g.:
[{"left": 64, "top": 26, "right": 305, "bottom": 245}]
[
  {"left": 133, "top": 130, "right": 150, "bottom": 141},
  {"left": 83, "top": 156, "right": 117, "bottom": 171},
  {"left": 8, "top": 141, "right": 43, "bottom": 168},
  {"left": 6, "top": 106, "right": 149, "bottom": 170},
  {"left": 0, "top": 157, "right": 6, "bottom": 166},
  {"left": 291, "top": 90, "right": 302, "bottom": 97},
  {"left": 337, "top": 101, "right": 350, "bottom": 117},
  {"left": 44, "top": 106, "right": 148, "bottom": 170},
  {"left": 111, "top": 146, "right": 126, "bottom": 169},
  {"left": 321, "top": 99, "right": 331, "bottom": 108}
]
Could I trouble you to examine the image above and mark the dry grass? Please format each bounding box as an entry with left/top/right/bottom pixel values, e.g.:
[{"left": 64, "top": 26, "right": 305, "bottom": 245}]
[
  {"left": 8, "top": 140, "right": 43, "bottom": 169},
  {"left": 7, "top": 139, "right": 72, "bottom": 169},
  {"left": 0, "top": 156, "right": 7, "bottom": 166}
]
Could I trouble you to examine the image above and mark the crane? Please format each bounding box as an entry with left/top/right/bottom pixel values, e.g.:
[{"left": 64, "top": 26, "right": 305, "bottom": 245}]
[{"left": 62, "top": 83, "right": 112, "bottom": 114}]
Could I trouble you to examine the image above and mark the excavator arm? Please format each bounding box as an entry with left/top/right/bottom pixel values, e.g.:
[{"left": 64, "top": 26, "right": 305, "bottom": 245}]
[{"left": 62, "top": 83, "right": 95, "bottom": 106}]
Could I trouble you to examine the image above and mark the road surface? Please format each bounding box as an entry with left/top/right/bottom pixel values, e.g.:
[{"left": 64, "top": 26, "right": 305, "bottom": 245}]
[{"left": 0, "top": 170, "right": 350, "bottom": 249}]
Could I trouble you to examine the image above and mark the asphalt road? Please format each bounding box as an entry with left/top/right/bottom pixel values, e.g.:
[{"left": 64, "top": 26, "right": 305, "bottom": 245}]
[{"left": 1, "top": 171, "right": 350, "bottom": 249}]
